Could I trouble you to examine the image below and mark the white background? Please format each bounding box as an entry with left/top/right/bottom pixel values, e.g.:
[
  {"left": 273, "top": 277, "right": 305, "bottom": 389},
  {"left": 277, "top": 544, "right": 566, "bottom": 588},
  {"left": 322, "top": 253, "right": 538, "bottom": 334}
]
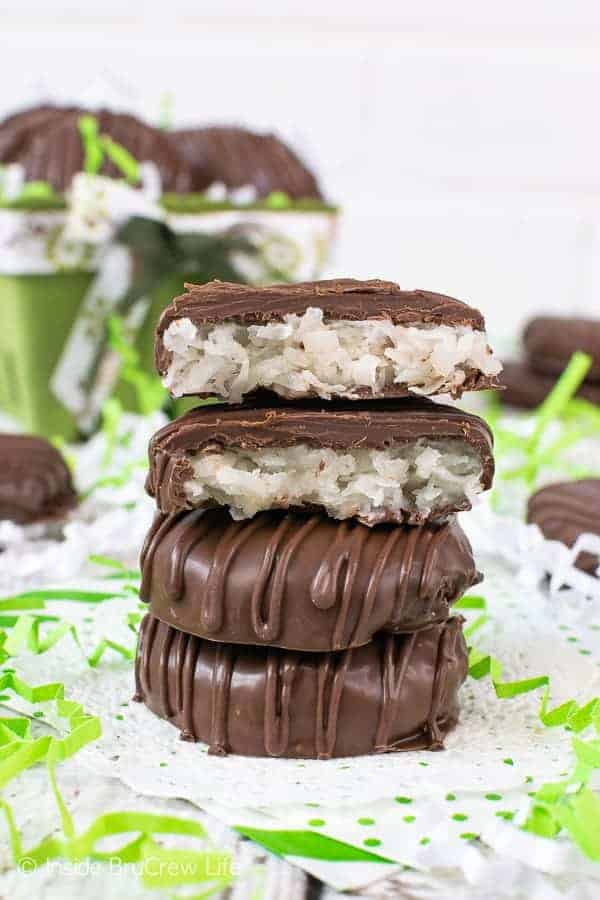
[{"left": 2, "top": 1, "right": 600, "bottom": 339}]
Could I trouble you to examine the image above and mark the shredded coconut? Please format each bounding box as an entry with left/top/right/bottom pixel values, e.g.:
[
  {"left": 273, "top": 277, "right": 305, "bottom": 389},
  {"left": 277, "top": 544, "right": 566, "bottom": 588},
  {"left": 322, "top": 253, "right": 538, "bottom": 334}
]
[
  {"left": 184, "top": 439, "right": 484, "bottom": 524},
  {"left": 162, "top": 308, "right": 502, "bottom": 402}
]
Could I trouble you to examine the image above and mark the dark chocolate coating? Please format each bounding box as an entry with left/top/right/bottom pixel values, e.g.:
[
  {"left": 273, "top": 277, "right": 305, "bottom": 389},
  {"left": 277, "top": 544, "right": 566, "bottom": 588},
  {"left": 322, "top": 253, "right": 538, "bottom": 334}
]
[
  {"left": 524, "top": 317, "right": 600, "bottom": 382},
  {"left": 0, "top": 434, "right": 77, "bottom": 524},
  {"left": 0, "top": 104, "right": 79, "bottom": 164},
  {"left": 134, "top": 614, "right": 467, "bottom": 758},
  {"left": 527, "top": 479, "right": 600, "bottom": 574},
  {"left": 499, "top": 361, "right": 600, "bottom": 409},
  {"left": 169, "top": 126, "right": 323, "bottom": 199},
  {"left": 140, "top": 508, "right": 480, "bottom": 652},
  {"left": 18, "top": 109, "right": 192, "bottom": 193},
  {"left": 146, "top": 396, "right": 495, "bottom": 524},
  {"left": 155, "top": 279, "right": 497, "bottom": 399}
]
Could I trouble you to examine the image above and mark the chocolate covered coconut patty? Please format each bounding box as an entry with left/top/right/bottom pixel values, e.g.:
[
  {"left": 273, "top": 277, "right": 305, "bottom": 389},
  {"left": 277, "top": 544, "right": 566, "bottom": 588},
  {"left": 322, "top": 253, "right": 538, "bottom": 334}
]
[
  {"left": 524, "top": 317, "right": 600, "bottom": 382},
  {"left": 146, "top": 397, "right": 494, "bottom": 525},
  {"left": 0, "top": 433, "right": 77, "bottom": 524},
  {"left": 140, "top": 508, "right": 480, "bottom": 652},
  {"left": 156, "top": 279, "right": 501, "bottom": 403},
  {"left": 527, "top": 480, "right": 600, "bottom": 574},
  {"left": 134, "top": 614, "right": 467, "bottom": 758}
]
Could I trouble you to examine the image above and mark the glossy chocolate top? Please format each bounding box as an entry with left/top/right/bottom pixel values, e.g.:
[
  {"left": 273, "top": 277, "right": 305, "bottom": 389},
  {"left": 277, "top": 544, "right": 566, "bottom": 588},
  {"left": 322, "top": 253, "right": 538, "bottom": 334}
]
[
  {"left": 500, "top": 361, "right": 600, "bottom": 410},
  {"left": 146, "top": 396, "right": 495, "bottom": 519},
  {"left": 0, "top": 433, "right": 78, "bottom": 524},
  {"left": 527, "top": 479, "right": 600, "bottom": 574},
  {"left": 18, "top": 109, "right": 192, "bottom": 193},
  {"left": 140, "top": 507, "right": 480, "bottom": 651},
  {"left": 524, "top": 317, "right": 600, "bottom": 382},
  {"left": 134, "top": 614, "right": 467, "bottom": 758},
  {"left": 155, "top": 278, "right": 487, "bottom": 377},
  {"left": 169, "top": 126, "right": 323, "bottom": 199}
]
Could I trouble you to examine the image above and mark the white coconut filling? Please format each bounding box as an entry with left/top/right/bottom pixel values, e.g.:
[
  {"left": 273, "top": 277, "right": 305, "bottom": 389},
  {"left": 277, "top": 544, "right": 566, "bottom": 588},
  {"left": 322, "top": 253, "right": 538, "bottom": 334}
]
[
  {"left": 162, "top": 308, "right": 502, "bottom": 402},
  {"left": 184, "top": 439, "right": 484, "bottom": 523}
]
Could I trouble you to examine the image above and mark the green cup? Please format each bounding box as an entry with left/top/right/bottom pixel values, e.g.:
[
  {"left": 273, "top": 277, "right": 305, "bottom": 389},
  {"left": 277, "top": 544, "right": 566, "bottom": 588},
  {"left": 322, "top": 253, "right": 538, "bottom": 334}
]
[
  {"left": 0, "top": 200, "right": 338, "bottom": 438},
  {"left": 0, "top": 270, "right": 95, "bottom": 439}
]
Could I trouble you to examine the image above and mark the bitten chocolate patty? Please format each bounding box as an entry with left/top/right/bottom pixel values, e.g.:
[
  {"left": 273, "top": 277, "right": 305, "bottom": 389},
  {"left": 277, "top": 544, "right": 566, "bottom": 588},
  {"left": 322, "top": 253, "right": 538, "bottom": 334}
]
[
  {"left": 134, "top": 614, "right": 467, "bottom": 758},
  {"left": 156, "top": 279, "right": 501, "bottom": 403},
  {"left": 140, "top": 508, "right": 480, "bottom": 652},
  {"left": 168, "top": 125, "right": 323, "bottom": 199},
  {"left": 0, "top": 434, "right": 77, "bottom": 524},
  {"left": 524, "top": 317, "right": 600, "bottom": 382},
  {"left": 527, "top": 479, "right": 600, "bottom": 574},
  {"left": 500, "top": 361, "right": 600, "bottom": 409},
  {"left": 146, "top": 397, "right": 494, "bottom": 525}
]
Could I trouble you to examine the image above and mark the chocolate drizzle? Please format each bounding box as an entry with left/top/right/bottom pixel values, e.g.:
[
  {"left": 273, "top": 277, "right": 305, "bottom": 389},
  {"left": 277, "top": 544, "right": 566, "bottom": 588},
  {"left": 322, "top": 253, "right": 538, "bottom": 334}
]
[
  {"left": 527, "top": 479, "right": 600, "bottom": 574},
  {"left": 310, "top": 521, "right": 369, "bottom": 647},
  {"left": 375, "top": 632, "right": 417, "bottom": 750},
  {"left": 251, "top": 516, "right": 320, "bottom": 642},
  {"left": 181, "top": 630, "right": 199, "bottom": 741},
  {"left": 264, "top": 651, "right": 300, "bottom": 757},
  {"left": 203, "top": 518, "right": 263, "bottom": 633},
  {"left": 139, "top": 508, "right": 480, "bottom": 652},
  {"left": 134, "top": 614, "right": 468, "bottom": 759},
  {"left": 426, "top": 617, "right": 462, "bottom": 749},
  {"left": 315, "top": 649, "right": 353, "bottom": 759},
  {"left": 209, "top": 644, "right": 235, "bottom": 756}
]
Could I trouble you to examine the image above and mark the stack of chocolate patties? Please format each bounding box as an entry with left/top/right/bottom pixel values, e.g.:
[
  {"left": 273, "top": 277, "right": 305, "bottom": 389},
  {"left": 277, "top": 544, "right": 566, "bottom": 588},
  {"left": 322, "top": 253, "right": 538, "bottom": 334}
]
[
  {"left": 501, "top": 316, "right": 600, "bottom": 409},
  {"left": 135, "top": 279, "right": 500, "bottom": 759}
]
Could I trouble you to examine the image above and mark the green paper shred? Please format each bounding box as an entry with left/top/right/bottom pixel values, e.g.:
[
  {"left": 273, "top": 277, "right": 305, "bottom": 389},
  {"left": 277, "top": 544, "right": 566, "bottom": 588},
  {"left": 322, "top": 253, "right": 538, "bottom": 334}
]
[
  {"left": 485, "top": 352, "right": 600, "bottom": 497},
  {"left": 77, "top": 114, "right": 143, "bottom": 185},
  {"left": 0, "top": 588, "right": 127, "bottom": 606},
  {"left": 524, "top": 742, "right": 600, "bottom": 858},
  {"left": 83, "top": 459, "right": 148, "bottom": 498},
  {"left": 0, "top": 671, "right": 101, "bottom": 787},
  {"left": 0, "top": 635, "right": 231, "bottom": 894},
  {"left": 539, "top": 691, "right": 600, "bottom": 733},
  {"left": 100, "top": 136, "right": 140, "bottom": 184},
  {"left": 264, "top": 190, "right": 292, "bottom": 209},
  {"left": 454, "top": 595, "right": 487, "bottom": 610},
  {"left": 158, "top": 92, "right": 174, "bottom": 130},
  {"left": 1, "top": 790, "right": 232, "bottom": 893},
  {"left": 527, "top": 352, "right": 592, "bottom": 453},
  {"left": 87, "top": 637, "right": 135, "bottom": 668},
  {"left": 78, "top": 115, "right": 103, "bottom": 176},
  {"left": 462, "top": 596, "right": 600, "bottom": 860},
  {"left": 1, "top": 614, "right": 80, "bottom": 661},
  {"left": 108, "top": 315, "right": 166, "bottom": 415},
  {"left": 88, "top": 555, "right": 140, "bottom": 581}
]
